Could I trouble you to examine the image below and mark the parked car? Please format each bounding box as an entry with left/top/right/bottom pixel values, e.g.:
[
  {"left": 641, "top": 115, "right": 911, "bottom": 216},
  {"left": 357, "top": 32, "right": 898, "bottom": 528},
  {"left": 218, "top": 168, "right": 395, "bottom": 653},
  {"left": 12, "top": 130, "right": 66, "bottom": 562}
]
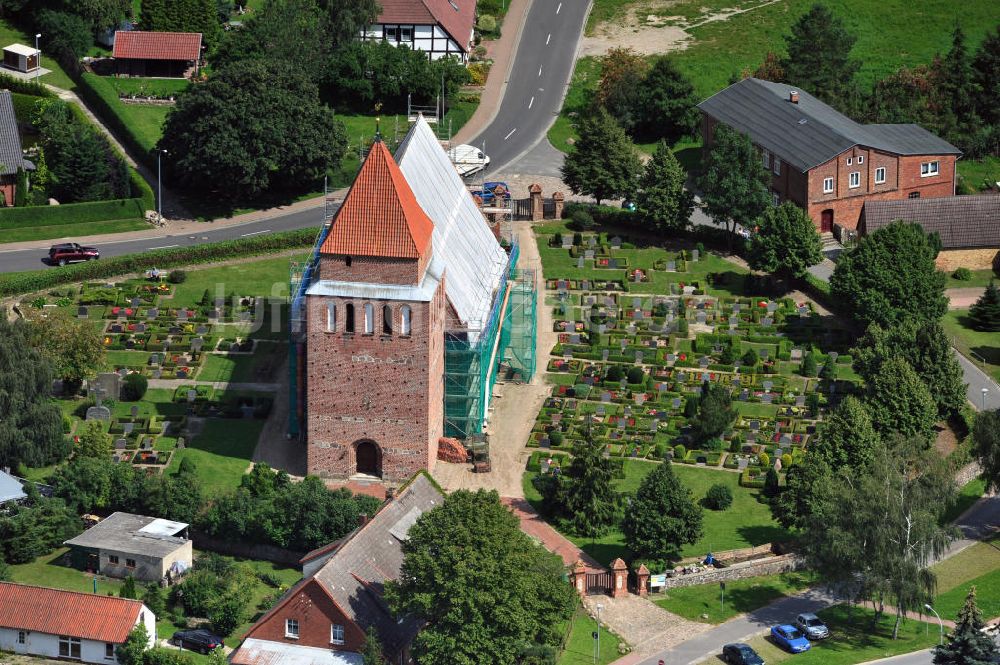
[
  {"left": 795, "top": 613, "right": 830, "bottom": 640},
  {"left": 48, "top": 243, "right": 99, "bottom": 266},
  {"left": 771, "top": 624, "right": 812, "bottom": 653},
  {"left": 172, "top": 629, "right": 224, "bottom": 654},
  {"left": 722, "top": 642, "right": 765, "bottom": 665},
  {"left": 471, "top": 181, "right": 512, "bottom": 205}
]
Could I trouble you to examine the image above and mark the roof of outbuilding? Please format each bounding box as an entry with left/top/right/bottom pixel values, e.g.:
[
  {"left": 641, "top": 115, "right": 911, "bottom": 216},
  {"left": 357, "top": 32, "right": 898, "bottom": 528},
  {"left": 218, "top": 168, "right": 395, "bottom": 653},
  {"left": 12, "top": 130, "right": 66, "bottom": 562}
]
[
  {"left": 231, "top": 638, "right": 363, "bottom": 665},
  {"left": 320, "top": 140, "right": 434, "bottom": 260},
  {"left": 0, "top": 90, "right": 33, "bottom": 175},
  {"left": 0, "top": 582, "right": 144, "bottom": 643},
  {"left": 697, "top": 78, "right": 962, "bottom": 172},
  {"left": 863, "top": 195, "right": 1000, "bottom": 249},
  {"left": 378, "top": 0, "right": 475, "bottom": 53},
  {"left": 112, "top": 31, "right": 202, "bottom": 61},
  {"left": 0, "top": 469, "right": 25, "bottom": 504},
  {"left": 64, "top": 511, "right": 189, "bottom": 558}
]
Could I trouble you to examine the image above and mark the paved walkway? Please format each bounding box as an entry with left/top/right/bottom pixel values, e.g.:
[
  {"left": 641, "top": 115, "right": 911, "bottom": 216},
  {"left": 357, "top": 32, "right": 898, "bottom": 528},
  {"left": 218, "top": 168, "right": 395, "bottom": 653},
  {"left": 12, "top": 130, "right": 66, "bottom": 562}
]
[
  {"left": 947, "top": 286, "right": 987, "bottom": 309},
  {"left": 502, "top": 497, "right": 604, "bottom": 572},
  {"left": 585, "top": 594, "right": 712, "bottom": 660},
  {"left": 146, "top": 378, "right": 280, "bottom": 392}
]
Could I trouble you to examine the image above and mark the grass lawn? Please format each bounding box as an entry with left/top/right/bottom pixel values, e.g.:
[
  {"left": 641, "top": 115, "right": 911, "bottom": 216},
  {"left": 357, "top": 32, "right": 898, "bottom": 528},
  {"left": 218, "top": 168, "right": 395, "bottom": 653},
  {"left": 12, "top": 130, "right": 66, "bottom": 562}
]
[
  {"left": 944, "top": 269, "right": 998, "bottom": 289},
  {"left": 557, "top": 607, "right": 621, "bottom": 665},
  {"left": 730, "top": 605, "right": 938, "bottom": 665},
  {"left": 524, "top": 460, "right": 791, "bottom": 566},
  {"left": 654, "top": 570, "right": 816, "bottom": 624},
  {"left": 958, "top": 156, "right": 1000, "bottom": 193},
  {"left": 0, "top": 218, "right": 149, "bottom": 243},
  {"left": 941, "top": 477, "right": 986, "bottom": 525},
  {"left": 931, "top": 534, "right": 1000, "bottom": 597},
  {"left": 8, "top": 547, "right": 124, "bottom": 596},
  {"left": 941, "top": 309, "right": 1000, "bottom": 383},
  {"left": 198, "top": 343, "right": 284, "bottom": 383},
  {"left": 168, "top": 252, "right": 311, "bottom": 303},
  {"left": 168, "top": 418, "right": 262, "bottom": 496}
]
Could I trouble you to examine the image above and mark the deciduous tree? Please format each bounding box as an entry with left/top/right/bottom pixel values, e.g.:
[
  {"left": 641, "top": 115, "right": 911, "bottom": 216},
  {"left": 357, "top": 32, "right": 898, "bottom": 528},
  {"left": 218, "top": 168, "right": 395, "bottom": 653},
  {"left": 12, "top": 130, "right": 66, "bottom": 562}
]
[
  {"left": 830, "top": 221, "right": 947, "bottom": 327},
  {"left": 933, "top": 586, "right": 999, "bottom": 664},
  {"left": 864, "top": 357, "right": 938, "bottom": 440},
  {"left": 748, "top": 202, "right": 823, "bottom": 281},
  {"left": 115, "top": 624, "right": 149, "bottom": 665},
  {"left": 561, "top": 108, "right": 641, "bottom": 207},
  {"left": 634, "top": 55, "right": 699, "bottom": 144},
  {"left": 781, "top": 3, "right": 860, "bottom": 105},
  {"left": 386, "top": 489, "right": 575, "bottom": 665},
  {"left": 622, "top": 461, "right": 702, "bottom": 563},
  {"left": 698, "top": 125, "right": 770, "bottom": 247},
  {"left": 636, "top": 141, "right": 693, "bottom": 232},
  {"left": 972, "top": 409, "right": 1000, "bottom": 493},
  {"left": 28, "top": 307, "right": 105, "bottom": 392},
  {"left": 74, "top": 421, "right": 111, "bottom": 459},
  {"left": 811, "top": 396, "right": 880, "bottom": 470},
  {"left": 596, "top": 47, "right": 648, "bottom": 135},
  {"left": 772, "top": 456, "right": 831, "bottom": 530}
]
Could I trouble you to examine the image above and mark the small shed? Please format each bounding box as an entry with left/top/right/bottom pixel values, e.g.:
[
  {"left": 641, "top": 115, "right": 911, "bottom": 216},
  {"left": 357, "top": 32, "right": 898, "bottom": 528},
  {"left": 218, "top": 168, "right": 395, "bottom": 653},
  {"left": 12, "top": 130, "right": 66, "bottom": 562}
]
[
  {"left": 2, "top": 43, "right": 39, "bottom": 73},
  {"left": 0, "top": 469, "right": 26, "bottom": 505},
  {"left": 112, "top": 31, "right": 202, "bottom": 78}
]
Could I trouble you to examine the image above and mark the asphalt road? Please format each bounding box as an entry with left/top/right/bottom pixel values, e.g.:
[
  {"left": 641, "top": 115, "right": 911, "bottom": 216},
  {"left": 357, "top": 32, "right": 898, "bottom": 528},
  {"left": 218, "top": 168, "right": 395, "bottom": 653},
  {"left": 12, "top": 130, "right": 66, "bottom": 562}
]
[
  {"left": 467, "top": 0, "right": 591, "bottom": 175},
  {"left": 0, "top": 204, "right": 329, "bottom": 273}
]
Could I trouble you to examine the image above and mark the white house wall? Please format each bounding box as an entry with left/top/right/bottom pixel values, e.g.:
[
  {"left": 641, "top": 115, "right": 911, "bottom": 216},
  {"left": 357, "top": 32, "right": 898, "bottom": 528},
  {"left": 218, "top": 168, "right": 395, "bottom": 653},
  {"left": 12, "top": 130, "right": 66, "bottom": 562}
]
[
  {"left": 362, "top": 23, "right": 467, "bottom": 61},
  {"left": 0, "top": 605, "right": 155, "bottom": 664}
]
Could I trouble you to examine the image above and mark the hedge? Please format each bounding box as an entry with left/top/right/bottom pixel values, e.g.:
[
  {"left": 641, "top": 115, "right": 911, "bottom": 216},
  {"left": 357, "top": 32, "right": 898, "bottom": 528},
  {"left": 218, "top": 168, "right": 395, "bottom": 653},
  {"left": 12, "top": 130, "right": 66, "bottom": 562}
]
[
  {"left": 75, "top": 72, "right": 154, "bottom": 166},
  {"left": 0, "top": 73, "right": 56, "bottom": 99},
  {"left": 0, "top": 227, "right": 320, "bottom": 297},
  {"left": 0, "top": 198, "right": 145, "bottom": 229}
]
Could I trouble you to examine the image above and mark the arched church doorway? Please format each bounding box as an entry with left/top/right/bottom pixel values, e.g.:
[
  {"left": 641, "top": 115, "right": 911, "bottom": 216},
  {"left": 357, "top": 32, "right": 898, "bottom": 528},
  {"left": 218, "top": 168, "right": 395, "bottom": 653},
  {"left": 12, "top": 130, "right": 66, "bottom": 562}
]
[{"left": 355, "top": 440, "right": 382, "bottom": 477}]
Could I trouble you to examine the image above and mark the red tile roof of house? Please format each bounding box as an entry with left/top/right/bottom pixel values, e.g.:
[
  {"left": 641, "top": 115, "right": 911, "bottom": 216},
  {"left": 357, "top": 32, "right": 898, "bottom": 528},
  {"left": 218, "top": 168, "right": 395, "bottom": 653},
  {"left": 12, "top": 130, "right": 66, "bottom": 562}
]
[
  {"left": 378, "top": 0, "right": 475, "bottom": 53},
  {"left": 113, "top": 31, "right": 202, "bottom": 61},
  {"left": 0, "top": 582, "right": 144, "bottom": 643},
  {"left": 320, "top": 140, "right": 433, "bottom": 259}
]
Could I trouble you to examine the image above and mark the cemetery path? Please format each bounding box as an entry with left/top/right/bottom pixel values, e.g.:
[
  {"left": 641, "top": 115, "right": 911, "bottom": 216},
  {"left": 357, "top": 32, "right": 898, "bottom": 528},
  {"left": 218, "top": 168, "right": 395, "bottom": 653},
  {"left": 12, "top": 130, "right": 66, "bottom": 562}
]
[
  {"left": 503, "top": 496, "right": 604, "bottom": 572},
  {"left": 252, "top": 348, "right": 309, "bottom": 477},
  {"left": 946, "top": 287, "right": 987, "bottom": 309},
  {"left": 146, "top": 379, "right": 281, "bottom": 392}
]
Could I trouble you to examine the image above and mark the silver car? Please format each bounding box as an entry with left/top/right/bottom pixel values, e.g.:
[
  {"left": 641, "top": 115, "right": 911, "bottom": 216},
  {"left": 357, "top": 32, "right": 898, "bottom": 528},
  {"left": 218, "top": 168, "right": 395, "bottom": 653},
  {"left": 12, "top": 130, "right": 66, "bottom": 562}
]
[{"left": 794, "top": 612, "right": 830, "bottom": 639}]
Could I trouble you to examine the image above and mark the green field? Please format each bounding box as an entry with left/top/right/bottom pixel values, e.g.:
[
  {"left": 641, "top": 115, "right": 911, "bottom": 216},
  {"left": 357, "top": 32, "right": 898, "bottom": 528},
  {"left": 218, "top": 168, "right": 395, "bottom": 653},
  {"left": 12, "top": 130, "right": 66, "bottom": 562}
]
[
  {"left": 656, "top": 571, "right": 816, "bottom": 624},
  {"left": 0, "top": 218, "right": 149, "bottom": 243},
  {"left": 957, "top": 156, "right": 1000, "bottom": 193},
  {"left": 525, "top": 460, "right": 791, "bottom": 566},
  {"left": 941, "top": 309, "right": 1000, "bottom": 383},
  {"left": 0, "top": 19, "right": 76, "bottom": 91},
  {"left": 557, "top": 607, "right": 621, "bottom": 665},
  {"left": 931, "top": 532, "right": 1000, "bottom": 621},
  {"left": 168, "top": 252, "right": 311, "bottom": 303},
  {"left": 8, "top": 547, "right": 125, "bottom": 596},
  {"left": 168, "top": 418, "right": 263, "bottom": 496},
  {"left": 944, "top": 269, "right": 998, "bottom": 289}
]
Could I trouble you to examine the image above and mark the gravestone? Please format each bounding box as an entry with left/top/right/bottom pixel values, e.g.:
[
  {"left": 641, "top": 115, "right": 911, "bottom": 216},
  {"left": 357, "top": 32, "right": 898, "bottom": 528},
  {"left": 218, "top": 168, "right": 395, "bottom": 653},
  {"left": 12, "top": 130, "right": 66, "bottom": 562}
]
[
  {"left": 732, "top": 303, "right": 741, "bottom": 313},
  {"left": 695, "top": 312, "right": 707, "bottom": 324},
  {"left": 690, "top": 249, "right": 699, "bottom": 261},
  {"left": 666, "top": 353, "right": 676, "bottom": 363},
  {"left": 795, "top": 395, "right": 806, "bottom": 407},
  {"left": 633, "top": 310, "right": 643, "bottom": 321},
  {"left": 240, "top": 311, "right": 251, "bottom": 322},
  {"left": 781, "top": 434, "right": 792, "bottom": 445},
  {"left": 618, "top": 418, "right": 626, "bottom": 429},
  {"left": 828, "top": 351, "right": 839, "bottom": 362},
  {"left": 562, "top": 239, "right": 573, "bottom": 249},
  {"left": 176, "top": 368, "right": 189, "bottom": 379},
  {"left": 729, "top": 315, "right": 739, "bottom": 325},
  {"left": 750, "top": 420, "right": 760, "bottom": 431},
  {"left": 596, "top": 405, "right": 606, "bottom": 416},
  {"left": 77, "top": 306, "right": 88, "bottom": 319},
  {"left": 739, "top": 388, "right": 750, "bottom": 401},
  {"left": 672, "top": 398, "right": 682, "bottom": 408},
  {"left": 602, "top": 349, "right": 610, "bottom": 361},
  {"left": 604, "top": 296, "right": 615, "bottom": 307},
  {"left": 761, "top": 317, "right": 773, "bottom": 326},
  {"left": 569, "top": 334, "right": 581, "bottom": 344},
  {"left": 130, "top": 405, "right": 139, "bottom": 417},
  {"left": 582, "top": 280, "right": 591, "bottom": 290},
  {"left": 760, "top": 348, "right": 769, "bottom": 359},
  {"left": 762, "top": 380, "right": 773, "bottom": 392},
  {"left": 539, "top": 438, "right": 551, "bottom": 450},
  {"left": 125, "top": 340, "right": 135, "bottom": 349},
  {"left": 767, "top": 302, "right": 778, "bottom": 313},
  {"left": 214, "top": 297, "right": 226, "bottom": 307},
  {"left": 599, "top": 324, "right": 607, "bottom": 334},
  {"left": 790, "top": 348, "right": 803, "bottom": 360},
  {"left": 196, "top": 324, "right": 208, "bottom": 334},
  {"left": 191, "top": 338, "right": 204, "bottom": 352},
  {"left": 208, "top": 309, "right": 219, "bottom": 320},
  {"left": 610, "top": 236, "right": 622, "bottom": 248},
  {"left": 699, "top": 356, "right": 710, "bottom": 368},
  {"left": 110, "top": 323, "right": 124, "bottom": 333},
  {"left": 585, "top": 250, "right": 595, "bottom": 260},
  {"left": 114, "top": 438, "right": 127, "bottom": 450},
  {"left": 147, "top": 308, "right": 158, "bottom": 319},
  {"left": 635, "top": 351, "right": 644, "bottom": 364},
  {"left": 131, "top": 297, "right": 141, "bottom": 308},
  {"left": 666, "top": 260, "right": 676, "bottom": 271},
  {"left": 151, "top": 369, "right": 162, "bottom": 379},
  {"left": 85, "top": 405, "right": 111, "bottom": 421},
  {"left": 701, "top": 371, "right": 711, "bottom": 382},
  {"left": 588, "top": 236, "right": 597, "bottom": 248},
  {"left": 95, "top": 373, "right": 122, "bottom": 401},
  {"left": 798, "top": 306, "right": 809, "bottom": 315},
  {"left": 635, "top": 393, "right": 645, "bottom": 405},
  {"left": 683, "top": 286, "right": 695, "bottom": 295},
  {"left": 134, "top": 323, "right": 146, "bottom": 333},
  {"left": 149, "top": 353, "right": 160, "bottom": 366},
  {"left": 620, "top": 338, "right": 628, "bottom": 350},
  {"left": 761, "top": 393, "right": 773, "bottom": 404},
  {"left": 178, "top": 309, "right": 188, "bottom": 321},
  {"left": 651, "top": 419, "right": 659, "bottom": 432},
  {"left": 632, "top": 297, "right": 642, "bottom": 308},
  {"left": 187, "top": 389, "right": 197, "bottom": 403},
  {"left": 601, "top": 392, "right": 611, "bottom": 403},
  {"left": 121, "top": 422, "right": 135, "bottom": 435},
  {"left": 577, "top": 257, "right": 585, "bottom": 269},
  {"left": 169, "top": 326, "right": 182, "bottom": 334}
]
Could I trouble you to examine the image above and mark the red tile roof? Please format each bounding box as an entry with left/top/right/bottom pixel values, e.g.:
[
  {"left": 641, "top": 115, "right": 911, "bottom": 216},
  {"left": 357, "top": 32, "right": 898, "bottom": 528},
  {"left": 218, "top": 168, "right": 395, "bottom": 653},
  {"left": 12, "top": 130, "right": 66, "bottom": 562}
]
[
  {"left": 320, "top": 140, "right": 433, "bottom": 259},
  {"left": 378, "top": 0, "right": 475, "bottom": 53},
  {"left": 113, "top": 31, "right": 202, "bottom": 61},
  {"left": 0, "top": 582, "right": 144, "bottom": 643}
]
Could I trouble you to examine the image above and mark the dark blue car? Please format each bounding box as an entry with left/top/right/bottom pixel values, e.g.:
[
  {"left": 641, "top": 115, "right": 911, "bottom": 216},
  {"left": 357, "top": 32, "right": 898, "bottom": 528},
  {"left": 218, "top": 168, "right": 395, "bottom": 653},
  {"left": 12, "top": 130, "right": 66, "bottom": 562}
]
[
  {"left": 722, "top": 642, "right": 765, "bottom": 665},
  {"left": 771, "top": 624, "right": 812, "bottom": 653}
]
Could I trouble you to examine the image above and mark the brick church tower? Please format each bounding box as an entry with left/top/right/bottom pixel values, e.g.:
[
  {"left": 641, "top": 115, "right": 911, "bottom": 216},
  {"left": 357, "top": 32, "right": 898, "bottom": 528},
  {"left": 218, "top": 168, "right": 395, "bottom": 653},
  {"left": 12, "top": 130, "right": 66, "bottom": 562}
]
[{"left": 304, "top": 139, "right": 445, "bottom": 482}]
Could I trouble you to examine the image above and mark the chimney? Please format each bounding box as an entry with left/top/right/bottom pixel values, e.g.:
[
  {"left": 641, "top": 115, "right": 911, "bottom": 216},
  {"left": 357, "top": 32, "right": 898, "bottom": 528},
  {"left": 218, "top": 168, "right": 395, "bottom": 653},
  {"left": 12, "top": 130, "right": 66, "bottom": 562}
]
[
  {"left": 789, "top": 90, "right": 799, "bottom": 104},
  {"left": 358, "top": 513, "right": 369, "bottom": 528}
]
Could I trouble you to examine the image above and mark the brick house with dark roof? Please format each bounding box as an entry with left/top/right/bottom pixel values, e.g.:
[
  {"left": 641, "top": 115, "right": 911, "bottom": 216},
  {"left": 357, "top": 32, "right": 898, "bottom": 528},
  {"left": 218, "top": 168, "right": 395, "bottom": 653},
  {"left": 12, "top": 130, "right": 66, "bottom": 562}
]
[
  {"left": 360, "top": 0, "right": 476, "bottom": 61},
  {"left": 0, "top": 582, "right": 156, "bottom": 664},
  {"left": 0, "top": 89, "right": 35, "bottom": 206},
  {"left": 862, "top": 195, "right": 1000, "bottom": 271},
  {"left": 112, "top": 31, "right": 202, "bottom": 77},
  {"left": 698, "top": 78, "right": 962, "bottom": 235},
  {"left": 230, "top": 473, "right": 443, "bottom": 665}
]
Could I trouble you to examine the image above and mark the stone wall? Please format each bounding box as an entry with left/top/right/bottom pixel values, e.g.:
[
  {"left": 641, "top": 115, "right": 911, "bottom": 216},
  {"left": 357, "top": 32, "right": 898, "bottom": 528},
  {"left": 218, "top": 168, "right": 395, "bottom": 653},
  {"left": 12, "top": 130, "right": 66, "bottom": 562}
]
[
  {"left": 652, "top": 554, "right": 802, "bottom": 591},
  {"left": 935, "top": 248, "right": 1000, "bottom": 271},
  {"left": 955, "top": 461, "right": 983, "bottom": 487},
  {"left": 191, "top": 530, "right": 304, "bottom": 566}
]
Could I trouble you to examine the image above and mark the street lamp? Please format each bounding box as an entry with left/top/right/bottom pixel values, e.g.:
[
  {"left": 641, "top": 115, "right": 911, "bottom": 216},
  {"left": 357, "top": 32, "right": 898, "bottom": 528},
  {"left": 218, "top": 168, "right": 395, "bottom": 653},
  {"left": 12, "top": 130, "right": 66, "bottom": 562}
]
[
  {"left": 156, "top": 149, "right": 167, "bottom": 222},
  {"left": 34, "top": 34, "right": 41, "bottom": 83},
  {"left": 982, "top": 387, "right": 990, "bottom": 411},
  {"left": 925, "top": 603, "right": 944, "bottom": 645},
  {"left": 594, "top": 603, "right": 604, "bottom": 664}
]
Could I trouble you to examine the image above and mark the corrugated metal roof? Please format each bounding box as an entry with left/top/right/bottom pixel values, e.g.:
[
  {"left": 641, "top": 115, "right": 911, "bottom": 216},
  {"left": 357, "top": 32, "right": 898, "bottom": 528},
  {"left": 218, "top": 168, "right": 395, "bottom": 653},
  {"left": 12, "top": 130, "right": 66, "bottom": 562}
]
[
  {"left": 698, "top": 78, "right": 961, "bottom": 172},
  {"left": 112, "top": 31, "right": 202, "bottom": 61},
  {"left": 0, "top": 90, "right": 33, "bottom": 176},
  {"left": 0, "top": 582, "right": 144, "bottom": 643},
  {"left": 863, "top": 196, "right": 1000, "bottom": 248},
  {"left": 64, "top": 511, "right": 189, "bottom": 559},
  {"left": 378, "top": 0, "right": 475, "bottom": 53},
  {"left": 306, "top": 253, "right": 443, "bottom": 301},
  {"left": 0, "top": 470, "right": 25, "bottom": 504},
  {"left": 231, "top": 638, "right": 363, "bottom": 665},
  {"left": 395, "top": 117, "right": 507, "bottom": 331},
  {"left": 321, "top": 140, "right": 434, "bottom": 260}
]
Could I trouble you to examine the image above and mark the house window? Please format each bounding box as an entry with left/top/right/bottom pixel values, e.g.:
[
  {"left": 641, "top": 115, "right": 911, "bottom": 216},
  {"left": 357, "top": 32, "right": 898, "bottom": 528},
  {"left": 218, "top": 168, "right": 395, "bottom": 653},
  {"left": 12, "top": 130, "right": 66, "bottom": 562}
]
[
  {"left": 105, "top": 643, "right": 115, "bottom": 660},
  {"left": 327, "top": 303, "right": 336, "bottom": 332},
  {"left": 125, "top": 558, "right": 136, "bottom": 568},
  {"left": 847, "top": 157, "right": 852, "bottom": 165},
  {"left": 857, "top": 155, "right": 864, "bottom": 164},
  {"left": 363, "top": 303, "right": 374, "bottom": 335},
  {"left": 331, "top": 624, "right": 345, "bottom": 645},
  {"left": 17, "top": 631, "right": 25, "bottom": 644},
  {"left": 773, "top": 157, "right": 781, "bottom": 175},
  {"left": 761, "top": 149, "right": 770, "bottom": 169},
  {"left": 772, "top": 192, "right": 780, "bottom": 206},
  {"left": 400, "top": 305, "right": 411, "bottom": 336},
  {"left": 921, "top": 160, "right": 940, "bottom": 177},
  {"left": 849, "top": 172, "right": 860, "bottom": 188},
  {"left": 108, "top": 555, "right": 119, "bottom": 564},
  {"left": 59, "top": 636, "right": 82, "bottom": 659},
  {"left": 400, "top": 26, "right": 413, "bottom": 41},
  {"left": 382, "top": 305, "right": 393, "bottom": 335},
  {"left": 285, "top": 619, "right": 299, "bottom": 639},
  {"left": 822, "top": 177, "right": 834, "bottom": 194},
  {"left": 875, "top": 167, "right": 886, "bottom": 184},
  {"left": 909, "top": 191, "right": 921, "bottom": 199},
  {"left": 345, "top": 304, "right": 355, "bottom": 333}
]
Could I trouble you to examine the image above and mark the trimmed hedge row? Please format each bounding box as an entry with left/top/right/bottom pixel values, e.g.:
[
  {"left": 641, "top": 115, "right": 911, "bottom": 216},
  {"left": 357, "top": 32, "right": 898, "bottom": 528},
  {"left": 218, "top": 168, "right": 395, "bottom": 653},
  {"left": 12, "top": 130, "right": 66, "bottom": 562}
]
[
  {"left": 0, "top": 72, "right": 56, "bottom": 99},
  {"left": 75, "top": 72, "right": 155, "bottom": 166},
  {"left": 0, "top": 227, "right": 320, "bottom": 297},
  {"left": 0, "top": 198, "right": 145, "bottom": 229}
]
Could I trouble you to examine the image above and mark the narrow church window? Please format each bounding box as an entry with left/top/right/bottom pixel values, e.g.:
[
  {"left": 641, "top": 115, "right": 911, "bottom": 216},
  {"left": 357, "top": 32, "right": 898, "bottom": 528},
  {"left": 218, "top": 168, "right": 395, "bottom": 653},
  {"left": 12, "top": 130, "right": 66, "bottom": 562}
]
[
  {"left": 382, "top": 305, "right": 393, "bottom": 334},
  {"left": 345, "top": 304, "right": 355, "bottom": 333},
  {"left": 401, "top": 305, "right": 411, "bottom": 336},
  {"left": 327, "top": 303, "right": 336, "bottom": 332},
  {"left": 345, "top": 256, "right": 352, "bottom": 267},
  {"left": 364, "top": 303, "right": 374, "bottom": 334}
]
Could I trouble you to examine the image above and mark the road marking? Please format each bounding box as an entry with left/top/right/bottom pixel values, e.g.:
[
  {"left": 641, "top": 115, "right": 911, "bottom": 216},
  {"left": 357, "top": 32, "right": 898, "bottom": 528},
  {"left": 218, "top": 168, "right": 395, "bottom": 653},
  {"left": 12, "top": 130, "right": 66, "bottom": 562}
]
[
  {"left": 148, "top": 244, "right": 179, "bottom": 250},
  {"left": 528, "top": 96, "right": 535, "bottom": 109},
  {"left": 503, "top": 128, "right": 517, "bottom": 140},
  {"left": 538, "top": 65, "right": 543, "bottom": 76},
  {"left": 556, "top": 2, "right": 562, "bottom": 13},
  {"left": 546, "top": 33, "right": 551, "bottom": 45},
  {"left": 241, "top": 229, "right": 271, "bottom": 237}
]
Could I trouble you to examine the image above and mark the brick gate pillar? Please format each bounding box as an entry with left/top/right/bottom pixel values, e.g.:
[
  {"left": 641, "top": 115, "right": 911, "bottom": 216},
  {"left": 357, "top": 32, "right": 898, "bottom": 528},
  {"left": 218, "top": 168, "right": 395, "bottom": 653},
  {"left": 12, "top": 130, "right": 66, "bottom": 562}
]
[
  {"left": 529, "top": 183, "right": 543, "bottom": 221},
  {"left": 635, "top": 563, "right": 650, "bottom": 597},
  {"left": 611, "top": 558, "right": 628, "bottom": 598},
  {"left": 552, "top": 191, "right": 565, "bottom": 220},
  {"left": 571, "top": 559, "right": 587, "bottom": 596}
]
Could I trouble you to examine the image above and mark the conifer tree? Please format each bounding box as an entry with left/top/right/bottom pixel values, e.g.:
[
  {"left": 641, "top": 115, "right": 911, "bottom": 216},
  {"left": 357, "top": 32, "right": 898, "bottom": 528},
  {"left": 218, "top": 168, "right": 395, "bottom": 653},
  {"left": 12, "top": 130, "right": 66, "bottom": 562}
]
[
  {"left": 970, "top": 280, "right": 1000, "bottom": 332},
  {"left": 561, "top": 108, "right": 641, "bottom": 207},
  {"left": 622, "top": 461, "right": 702, "bottom": 562},
  {"left": 636, "top": 141, "right": 693, "bottom": 232},
  {"left": 781, "top": 4, "right": 860, "bottom": 104},
  {"left": 933, "top": 586, "right": 999, "bottom": 665}
]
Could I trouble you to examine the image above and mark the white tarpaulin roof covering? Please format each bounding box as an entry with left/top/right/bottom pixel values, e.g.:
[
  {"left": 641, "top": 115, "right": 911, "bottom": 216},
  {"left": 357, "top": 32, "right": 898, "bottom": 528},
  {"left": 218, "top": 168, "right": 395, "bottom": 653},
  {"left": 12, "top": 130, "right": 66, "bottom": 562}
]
[{"left": 395, "top": 116, "right": 507, "bottom": 331}]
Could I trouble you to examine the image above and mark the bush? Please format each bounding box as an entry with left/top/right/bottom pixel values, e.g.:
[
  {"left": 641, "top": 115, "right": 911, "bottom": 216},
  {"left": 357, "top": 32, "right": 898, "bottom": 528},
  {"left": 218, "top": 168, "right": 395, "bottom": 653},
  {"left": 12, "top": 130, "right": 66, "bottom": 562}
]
[
  {"left": 741, "top": 348, "right": 758, "bottom": 367},
  {"left": 605, "top": 365, "right": 624, "bottom": 382},
  {"left": 572, "top": 232, "right": 583, "bottom": 246},
  {"left": 677, "top": 318, "right": 689, "bottom": 335},
  {"left": 121, "top": 374, "right": 148, "bottom": 402},
  {"left": 952, "top": 267, "right": 973, "bottom": 281},
  {"left": 477, "top": 13, "right": 497, "bottom": 32},
  {"left": 548, "top": 431, "right": 563, "bottom": 446},
  {"left": 552, "top": 232, "right": 563, "bottom": 246},
  {"left": 673, "top": 444, "right": 687, "bottom": 460},
  {"left": 167, "top": 269, "right": 187, "bottom": 284},
  {"left": 570, "top": 209, "right": 595, "bottom": 231},
  {"left": 0, "top": 197, "right": 145, "bottom": 230},
  {"left": 704, "top": 483, "right": 733, "bottom": 510},
  {"left": 801, "top": 353, "right": 818, "bottom": 377},
  {"left": 780, "top": 453, "right": 793, "bottom": 468},
  {"left": 729, "top": 438, "right": 741, "bottom": 453},
  {"left": 705, "top": 437, "right": 724, "bottom": 451},
  {"left": 758, "top": 451, "right": 770, "bottom": 467},
  {"left": 626, "top": 366, "right": 645, "bottom": 384}
]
